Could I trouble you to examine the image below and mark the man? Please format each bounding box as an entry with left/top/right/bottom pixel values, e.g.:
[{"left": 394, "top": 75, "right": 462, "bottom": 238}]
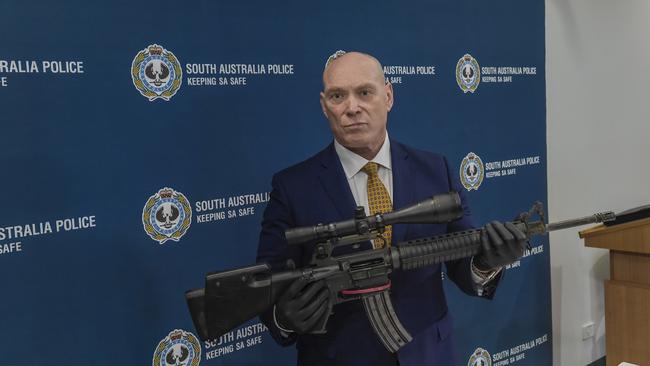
[{"left": 256, "top": 51, "right": 526, "bottom": 366}]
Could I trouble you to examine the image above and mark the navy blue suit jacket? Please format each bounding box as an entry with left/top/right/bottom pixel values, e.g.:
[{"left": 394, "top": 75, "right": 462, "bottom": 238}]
[{"left": 257, "top": 140, "right": 500, "bottom": 366}]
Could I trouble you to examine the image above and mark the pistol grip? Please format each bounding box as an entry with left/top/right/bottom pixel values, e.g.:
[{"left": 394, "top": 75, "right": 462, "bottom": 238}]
[{"left": 309, "top": 298, "right": 333, "bottom": 334}]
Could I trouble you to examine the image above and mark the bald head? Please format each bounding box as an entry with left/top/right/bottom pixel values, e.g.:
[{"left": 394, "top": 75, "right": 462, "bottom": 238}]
[
  {"left": 322, "top": 52, "right": 386, "bottom": 90},
  {"left": 319, "top": 51, "right": 394, "bottom": 160}
]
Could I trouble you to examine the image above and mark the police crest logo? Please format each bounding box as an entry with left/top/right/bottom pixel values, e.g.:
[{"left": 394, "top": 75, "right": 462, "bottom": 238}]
[
  {"left": 467, "top": 347, "right": 492, "bottom": 366},
  {"left": 132, "top": 44, "right": 182, "bottom": 101},
  {"left": 143, "top": 187, "right": 192, "bottom": 244},
  {"left": 456, "top": 54, "right": 480, "bottom": 93},
  {"left": 152, "top": 329, "right": 201, "bottom": 366},
  {"left": 460, "top": 152, "right": 485, "bottom": 191}
]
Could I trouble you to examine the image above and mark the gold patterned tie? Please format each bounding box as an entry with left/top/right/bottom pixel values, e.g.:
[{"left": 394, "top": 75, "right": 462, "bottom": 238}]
[{"left": 361, "top": 162, "right": 392, "bottom": 248}]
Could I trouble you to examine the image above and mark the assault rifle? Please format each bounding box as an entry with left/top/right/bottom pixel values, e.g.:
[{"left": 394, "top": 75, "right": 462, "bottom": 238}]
[{"left": 185, "top": 191, "right": 615, "bottom": 352}]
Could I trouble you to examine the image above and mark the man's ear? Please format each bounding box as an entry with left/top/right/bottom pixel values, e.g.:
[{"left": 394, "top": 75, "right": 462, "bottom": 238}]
[
  {"left": 319, "top": 91, "right": 328, "bottom": 117},
  {"left": 385, "top": 82, "right": 394, "bottom": 112}
]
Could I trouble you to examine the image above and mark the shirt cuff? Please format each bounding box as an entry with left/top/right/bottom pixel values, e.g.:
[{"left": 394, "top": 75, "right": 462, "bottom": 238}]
[
  {"left": 470, "top": 257, "right": 503, "bottom": 296},
  {"left": 273, "top": 305, "right": 294, "bottom": 337}
]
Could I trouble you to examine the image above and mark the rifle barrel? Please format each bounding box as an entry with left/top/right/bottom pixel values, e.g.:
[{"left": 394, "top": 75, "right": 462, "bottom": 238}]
[{"left": 545, "top": 212, "right": 615, "bottom": 232}]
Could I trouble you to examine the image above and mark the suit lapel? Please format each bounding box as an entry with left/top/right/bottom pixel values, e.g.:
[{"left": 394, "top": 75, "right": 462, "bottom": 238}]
[
  {"left": 317, "top": 143, "right": 357, "bottom": 219},
  {"left": 390, "top": 140, "right": 415, "bottom": 244}
]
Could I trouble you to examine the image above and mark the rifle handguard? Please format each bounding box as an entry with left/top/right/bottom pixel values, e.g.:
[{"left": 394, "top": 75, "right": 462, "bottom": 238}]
[{"left": 395, "top": 229, "right": 482, "bottom": 270}]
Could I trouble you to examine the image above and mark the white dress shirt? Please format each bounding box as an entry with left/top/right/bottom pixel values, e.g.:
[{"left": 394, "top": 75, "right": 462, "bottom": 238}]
[{"left": 334, "top": 134, "right": 393, "bottom": 216}]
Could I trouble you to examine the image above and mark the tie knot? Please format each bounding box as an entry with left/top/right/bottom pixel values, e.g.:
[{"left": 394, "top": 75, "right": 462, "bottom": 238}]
[{"left": 361, "top": 162, "right": 379, "bottom": 176}]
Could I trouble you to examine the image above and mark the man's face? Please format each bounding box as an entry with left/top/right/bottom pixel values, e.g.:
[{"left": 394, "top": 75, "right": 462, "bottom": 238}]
[{"left": 320, "top": 53, "right": 393, "bottom": 158}]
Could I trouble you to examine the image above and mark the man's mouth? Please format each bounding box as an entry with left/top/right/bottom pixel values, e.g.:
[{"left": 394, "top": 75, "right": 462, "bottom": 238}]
[{"left": 343, "top": 122, "right": 367, "bottom": 128}]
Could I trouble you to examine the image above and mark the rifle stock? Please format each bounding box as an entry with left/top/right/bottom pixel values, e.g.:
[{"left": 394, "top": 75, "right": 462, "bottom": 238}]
[{"left": 194, "top": 264, "right": 278, "bottom": 340}]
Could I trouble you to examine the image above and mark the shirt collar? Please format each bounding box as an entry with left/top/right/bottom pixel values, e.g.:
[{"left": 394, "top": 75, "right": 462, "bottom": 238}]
[{"left": 334, "top": 132, "right": 392, "bottom": 179}]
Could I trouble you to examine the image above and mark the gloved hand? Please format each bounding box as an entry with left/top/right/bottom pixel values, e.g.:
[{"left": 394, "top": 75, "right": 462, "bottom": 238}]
[
  {"left": 275, "top": 278, "right": 330, "bottom": 334},
  {"left": 474, "top": 220, "right": 528, "bottom": 271}
]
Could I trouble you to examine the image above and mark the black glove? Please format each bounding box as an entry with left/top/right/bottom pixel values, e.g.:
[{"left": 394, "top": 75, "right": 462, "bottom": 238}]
[
  {"left": 474, "top": 220, "right": 528, "bottom": 271},
  {"left": 275, "top": 278, "right": 330, "bottom": 334}
]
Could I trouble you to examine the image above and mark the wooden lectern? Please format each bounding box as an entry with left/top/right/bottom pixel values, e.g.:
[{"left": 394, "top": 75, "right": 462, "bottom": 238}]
[{"left": 579, "top": 218, "right": 650, "bottom": 366}]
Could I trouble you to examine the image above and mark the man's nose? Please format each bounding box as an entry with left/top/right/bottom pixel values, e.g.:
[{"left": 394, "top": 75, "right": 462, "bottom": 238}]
[{"left": 345, "top": 96, "right": 362, "bottom": 115}]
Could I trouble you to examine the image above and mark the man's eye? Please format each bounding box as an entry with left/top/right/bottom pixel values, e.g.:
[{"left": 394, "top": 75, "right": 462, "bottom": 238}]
[{"left": 360, "top": 89, "right": 372, "bottom": 97}]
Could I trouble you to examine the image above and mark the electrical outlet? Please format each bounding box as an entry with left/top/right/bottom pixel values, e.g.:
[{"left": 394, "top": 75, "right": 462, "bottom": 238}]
[{"left": 582, "top": 322, "right": 595, "bottom": 340}]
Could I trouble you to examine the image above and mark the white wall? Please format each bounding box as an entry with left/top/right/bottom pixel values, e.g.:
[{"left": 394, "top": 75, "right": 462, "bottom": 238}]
[{"left": 546, "top": 0, "right": 650, "bottom": 365}]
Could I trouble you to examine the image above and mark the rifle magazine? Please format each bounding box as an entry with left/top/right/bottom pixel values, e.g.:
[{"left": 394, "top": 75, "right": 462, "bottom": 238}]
[{"left": 362, "top": 291, "right": 412, "bottom": 353}]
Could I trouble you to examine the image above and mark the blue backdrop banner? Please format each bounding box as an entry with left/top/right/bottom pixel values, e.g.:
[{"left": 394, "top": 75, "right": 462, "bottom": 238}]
[{"left": 0, "top": 1, "right": 548, "bottom": 365}]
